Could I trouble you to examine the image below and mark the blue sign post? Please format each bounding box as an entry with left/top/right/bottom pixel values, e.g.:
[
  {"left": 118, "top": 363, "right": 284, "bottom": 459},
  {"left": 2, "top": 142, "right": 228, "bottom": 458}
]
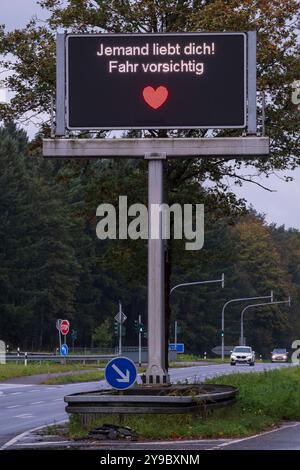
[
  {"left": 169, "top": 343, "right": 185, "bottom": 353},
  {"left": 105, "top": 357, "right": 137, "bottom": 390},
  {"left": 60, "top": 344, "right": 69, "bottom": 357}
]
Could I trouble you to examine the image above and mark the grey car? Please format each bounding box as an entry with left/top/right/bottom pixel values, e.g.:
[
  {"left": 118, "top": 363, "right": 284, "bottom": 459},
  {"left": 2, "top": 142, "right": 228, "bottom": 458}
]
[{"left": 271, "top": 348, "right": 288, "bottom": 362}]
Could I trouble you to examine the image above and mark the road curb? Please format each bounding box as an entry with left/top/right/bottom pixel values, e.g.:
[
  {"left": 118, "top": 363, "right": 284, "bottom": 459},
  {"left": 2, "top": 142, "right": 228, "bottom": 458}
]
[
  {"left": 209, "top": 422, "right": 300, "bottom": 450},
  {"left": 0, "top": 420, "right": 68, "bottom": 451}
]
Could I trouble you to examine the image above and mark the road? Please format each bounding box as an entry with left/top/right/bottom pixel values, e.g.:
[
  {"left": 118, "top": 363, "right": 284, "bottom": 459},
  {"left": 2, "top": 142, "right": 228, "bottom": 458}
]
[{"left": 0, "top": 362, "right": 292, "bottom": 448}]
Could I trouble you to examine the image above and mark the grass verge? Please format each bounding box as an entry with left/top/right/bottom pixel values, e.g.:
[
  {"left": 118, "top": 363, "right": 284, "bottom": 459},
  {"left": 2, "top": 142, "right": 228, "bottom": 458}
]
[
  {"left": 68, "top": 366, "right": 300, "bottom": 440},
  {"left": 41, "top": 367, "right": 145, "bottom": 384},
  {"left": 42, "top": 370, "right": 105, "bottom": 385},
  {"left": 0, "top": 363, "right": 101, "bottom": 382}
]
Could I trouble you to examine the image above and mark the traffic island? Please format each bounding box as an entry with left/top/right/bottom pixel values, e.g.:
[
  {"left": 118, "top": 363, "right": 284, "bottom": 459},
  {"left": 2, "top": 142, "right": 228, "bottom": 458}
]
[{"left": 64, "top": 384, "right": 237, "bottom": 434}]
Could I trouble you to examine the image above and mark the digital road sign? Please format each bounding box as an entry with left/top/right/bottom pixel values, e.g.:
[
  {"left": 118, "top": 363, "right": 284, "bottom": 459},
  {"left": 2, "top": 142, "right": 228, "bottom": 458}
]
[{"left": 66, "top": 33, "right": 246, "bottom": 130}]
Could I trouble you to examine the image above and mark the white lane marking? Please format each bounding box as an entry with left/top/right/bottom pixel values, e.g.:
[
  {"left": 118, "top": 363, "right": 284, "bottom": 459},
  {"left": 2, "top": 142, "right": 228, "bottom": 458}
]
[
  {"left": 6, "top": 405, "right": 22, "bottom": 409},
  {"left": 11, "top": 392, "right": 22, "bottom": 395},
  {"left": 14, "top": 414, "right": 34, "bottom": 419},
  {"left": 30, "top": 401, "right": 44, "bottom": 405},
  {"left": 14, "top": 441, "right": 71, "bottom": 447},
  {"left": 208, "top": 422, "right": 300, "bottom": 450},
  {"left": 54, "top": 398, "right": 61, "bottom": 401},
  {"left": 0, "top": 384, "right": 32, "bottom": 391}
]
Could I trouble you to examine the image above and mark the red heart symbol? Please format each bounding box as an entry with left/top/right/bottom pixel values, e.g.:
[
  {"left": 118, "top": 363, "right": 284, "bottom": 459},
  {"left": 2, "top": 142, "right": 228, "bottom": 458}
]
[{"left": 142, "top": 86, "right": 168, "bottom": 109}]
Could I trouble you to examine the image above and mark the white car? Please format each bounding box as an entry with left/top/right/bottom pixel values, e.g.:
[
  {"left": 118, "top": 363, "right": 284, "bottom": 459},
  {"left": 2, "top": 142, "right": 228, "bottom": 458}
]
[{"left": 230, "top": 346, "right": 255, "bottom": 366}]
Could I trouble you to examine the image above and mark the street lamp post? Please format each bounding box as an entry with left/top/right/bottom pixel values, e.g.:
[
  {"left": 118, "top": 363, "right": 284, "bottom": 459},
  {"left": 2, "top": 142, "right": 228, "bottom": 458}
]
[
  {"left": 170, "top": 275, "right": 224, "bottom": 356},
  {"left": 170, "top": 273, "right": 224, "bottom": 295},
  {"left": 240, "top": 297, "right": 291, "bottom": 346},
  {"left": 221, "top": 291, "right": 274, "bottom": 361}
]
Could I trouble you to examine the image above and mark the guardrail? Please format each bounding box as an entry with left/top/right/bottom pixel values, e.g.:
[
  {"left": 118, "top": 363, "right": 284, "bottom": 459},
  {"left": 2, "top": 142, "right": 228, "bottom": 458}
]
[
  {"left": 64, "top": 384, "right": 237, "bottom": 415},
  {"left": 4, "top": 354, "right": 114, "bottom": 363}
]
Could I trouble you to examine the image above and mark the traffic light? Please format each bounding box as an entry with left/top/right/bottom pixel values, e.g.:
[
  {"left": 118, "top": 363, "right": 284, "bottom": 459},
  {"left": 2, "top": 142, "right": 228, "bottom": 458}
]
[
  {"left": 121, "top": 325, "right": 126, "bottom": 337},
  {"left": 133, "top": 320, "right": 145, "bottom": 334},
  {"left": 221, "top": 330, "right": 224, "bottom": 337},
  {"left": 114, "top": 322, "right": 126, "bottom": 337}
]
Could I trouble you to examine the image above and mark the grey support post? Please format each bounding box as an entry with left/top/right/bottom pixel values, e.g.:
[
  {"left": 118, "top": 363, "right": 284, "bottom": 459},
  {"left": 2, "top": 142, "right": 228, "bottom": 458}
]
[
  {"left": 56, "top": 33, "right": 66, "bottom": 136},
  {"left": 144, "top": 153, "right": 169, "bottom": 385},
  {"left": 247, "top": 31, "right": 257, "bottom": 135}
]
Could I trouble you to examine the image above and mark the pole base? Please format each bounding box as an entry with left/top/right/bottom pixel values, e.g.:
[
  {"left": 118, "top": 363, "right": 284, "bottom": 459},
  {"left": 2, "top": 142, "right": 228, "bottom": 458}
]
[
  {"left": 143, "top": 365, "right": 170, "bottom": 385},
  {"left": 141, "top": 373, "right": 170, "bottom": 385}
]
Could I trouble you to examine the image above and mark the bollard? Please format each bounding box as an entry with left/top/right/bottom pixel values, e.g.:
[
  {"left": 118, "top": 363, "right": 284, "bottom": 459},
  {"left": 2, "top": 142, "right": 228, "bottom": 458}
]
[
  {"left": 204, "top": 352, "right": 207, "bottom": 360},
  {"left": 24, "top": 352, "right": 28, "bottom": 367}
]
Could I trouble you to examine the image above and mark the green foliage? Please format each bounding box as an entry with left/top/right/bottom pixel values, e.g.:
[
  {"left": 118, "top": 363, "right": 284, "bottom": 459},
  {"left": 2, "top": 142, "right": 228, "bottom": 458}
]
[
  {"left": 0, "top": 1, "right": 299, "bottom": 354},
  {"left": 42, "top": 370, "right": 105, "bottom": 385},
  {"left": 0, "top": 124, "right": 80, "bottom": 349},
  {"left": 0, "top": 0, "right": 299, "bottom": 168},
  {"left": 0, "top": 362, "right": 98, "bottom": 382},
  {"left": 92, "top": 318, "right": 113, "bottom": 347},
  {"left": 68, "top": 366, "right": 300, "bottom": 439},
  {"left": 1, "top": 124, "right": 300, "bottom": 355}
]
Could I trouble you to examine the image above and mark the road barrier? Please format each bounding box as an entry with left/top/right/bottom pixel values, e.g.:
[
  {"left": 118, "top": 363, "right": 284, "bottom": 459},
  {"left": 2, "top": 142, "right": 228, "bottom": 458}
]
[
  {"left": 64, "top": 384, "right": 237, "bottom": 415},
  {"left": 5, "top": 354, "right": 114, "bottom": 363}
]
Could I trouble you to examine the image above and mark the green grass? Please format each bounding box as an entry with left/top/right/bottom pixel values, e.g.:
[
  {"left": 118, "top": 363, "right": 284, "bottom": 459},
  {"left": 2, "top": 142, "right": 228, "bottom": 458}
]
[
  {"left": 0, "top": 363, "right": 101, "bottom": 382},
  {"left": 176, "top": 353, "right": 208, "bottom": 362},
  {"left": 42, "top": 370, "right": 105, "bottom": 385},
  {"left": 42, "top": 367, "right": 145, "bottom": 384},
  {"left": 175, "top": 354, "right": 222, "bottom": 363},
  {"left": 68, "top": 365, "right": 300, "bottom": 440},
  {"left": 174, "top": 354, "right": 267, "bottom": 364}
]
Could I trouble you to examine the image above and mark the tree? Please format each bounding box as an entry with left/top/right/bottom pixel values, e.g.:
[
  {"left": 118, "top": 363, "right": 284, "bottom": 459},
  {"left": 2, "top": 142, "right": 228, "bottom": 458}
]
[
  {"left": 92, "top": 318, "right": 113, "bottom": 347},
  {"left": 0, "top": 0, "right": 299, "bottom": 357},
  {"left": 0, "top": 123, "right": 80, "bottom": 349}
]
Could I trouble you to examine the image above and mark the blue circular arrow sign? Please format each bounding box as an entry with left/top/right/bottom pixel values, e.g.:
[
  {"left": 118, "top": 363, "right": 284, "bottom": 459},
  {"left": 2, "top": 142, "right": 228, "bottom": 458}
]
[
  {"left": 60, "top": 344, "right": 69, "bottom": 357},
  {"left": 105, "top": 357, "right": 137, "bottom": 390}
]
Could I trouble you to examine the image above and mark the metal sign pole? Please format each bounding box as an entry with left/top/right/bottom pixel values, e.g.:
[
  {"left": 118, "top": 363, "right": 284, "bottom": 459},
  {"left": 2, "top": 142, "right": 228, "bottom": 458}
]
[
  {"left": 56, "top": 320, "right": 62, "bottom": 352},
  {"left": 138, "top": 314, "right": 142, "bottom": 367},
  {"left": 119, "top": 301, "right": 122, "bottom": 356},
  {"left": 145, "top": 154, "right": 169, "bottom": 385},
  {"left": 174, "top": 321, "right": 178, "bottom": 351}
]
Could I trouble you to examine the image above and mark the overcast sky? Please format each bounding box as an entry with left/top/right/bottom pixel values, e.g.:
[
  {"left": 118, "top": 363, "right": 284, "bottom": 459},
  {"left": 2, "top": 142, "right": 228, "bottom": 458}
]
[{"left": 1, "top": 0, "right": 300, "bottom": 230}]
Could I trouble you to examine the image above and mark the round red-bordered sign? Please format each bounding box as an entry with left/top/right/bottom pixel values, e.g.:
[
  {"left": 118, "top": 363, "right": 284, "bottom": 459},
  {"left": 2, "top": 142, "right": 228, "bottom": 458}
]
[{"left": 60, "top": 319, "right": 70, "bottom": 335}]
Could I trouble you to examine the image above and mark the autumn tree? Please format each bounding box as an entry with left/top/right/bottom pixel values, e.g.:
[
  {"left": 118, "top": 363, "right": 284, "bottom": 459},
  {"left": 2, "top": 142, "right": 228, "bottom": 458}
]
[{"left": 0, "top": 0, "right": 299, "bottom": 355}]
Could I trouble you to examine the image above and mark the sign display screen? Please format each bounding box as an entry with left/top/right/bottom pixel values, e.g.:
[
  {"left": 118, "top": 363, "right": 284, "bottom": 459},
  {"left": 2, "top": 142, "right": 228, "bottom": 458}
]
[{"left": 66, "top": 33, "right": 246, "bottom": 130}]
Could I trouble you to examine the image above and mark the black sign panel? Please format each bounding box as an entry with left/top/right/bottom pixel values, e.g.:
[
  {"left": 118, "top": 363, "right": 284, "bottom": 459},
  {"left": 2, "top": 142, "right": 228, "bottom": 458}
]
[{"left": 66, "top": 33, "right": 246, "bottom": 130}]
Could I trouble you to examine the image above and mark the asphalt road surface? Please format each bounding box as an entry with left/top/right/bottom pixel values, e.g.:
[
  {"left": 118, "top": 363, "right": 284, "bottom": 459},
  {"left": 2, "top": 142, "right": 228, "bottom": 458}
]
[{"left": 0, "top": 362, "right": 293, "bottom": 449}]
